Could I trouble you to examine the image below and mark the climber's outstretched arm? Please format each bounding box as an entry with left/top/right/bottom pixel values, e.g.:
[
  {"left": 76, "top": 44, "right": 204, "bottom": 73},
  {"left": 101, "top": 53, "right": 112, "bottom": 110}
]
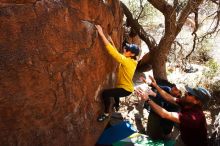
[
  {"left": 95, "top": 25, "right": 127, "bottom": 64},
  {"left": 95, "top": 25, "right": 110, "bottom": 46},
  {"left": 107, "top": 35, "right": 116, "bottom": 48}
]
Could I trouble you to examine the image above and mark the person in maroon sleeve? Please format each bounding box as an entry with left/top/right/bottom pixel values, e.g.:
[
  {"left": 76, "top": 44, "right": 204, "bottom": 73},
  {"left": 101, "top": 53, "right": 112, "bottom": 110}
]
[{"left": 136, "top": 76, "right": 211, "bottom": 146}]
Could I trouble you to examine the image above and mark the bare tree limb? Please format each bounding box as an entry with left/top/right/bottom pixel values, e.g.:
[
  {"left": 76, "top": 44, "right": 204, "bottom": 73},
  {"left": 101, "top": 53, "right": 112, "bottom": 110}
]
[
  {"left": 174, "top": 0, "right": 179, "bottom": 8},
  {"left": 198, "top": 2, "right": 220, "bottom": 43},
  {"left": 170, "top": 40, "right": 183, "bottom": 63},
  {"left": 183, "top": 9, "right": 199, "bottom": 60},
  {"left": 136, "top": 0, "right": 144, "bottom": 20},
  {"left": 147, "top": 0, "right": 170, "bottom": 14},
  {"left": 183, "top": 8, "right": 199, "bottom": 63},
  {"left": 176, "top": 0, "right": 203, "bottom": 35},
  {"left": 148, "top": 0, "right": 177, "bottom": 50},
  {"left": 174, "top": 40, "right": 183, "bottom": 51},
  {"left": 192, "top": 8, "right": 199, "bottom": 34},
  {"left": 185, "top": 33, "right": 197, "bottom": 60},
  {"left": 120, "top": 2, "right": 157, "bottom": 51},
  {"left": 210, "top": 0, "right": 219, "bottom": 5},
  {"left": 203, "top": 4, "right": 220, "bottom": 37}
]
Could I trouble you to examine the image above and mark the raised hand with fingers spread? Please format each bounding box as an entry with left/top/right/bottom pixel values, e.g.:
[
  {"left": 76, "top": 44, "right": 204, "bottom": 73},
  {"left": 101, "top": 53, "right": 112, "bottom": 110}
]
[
  {"left": 148, "top": 75, "right": 157, "bottom": 87},
  {"left": 135, "top": 88, "right": 147, "bottom": 98}
]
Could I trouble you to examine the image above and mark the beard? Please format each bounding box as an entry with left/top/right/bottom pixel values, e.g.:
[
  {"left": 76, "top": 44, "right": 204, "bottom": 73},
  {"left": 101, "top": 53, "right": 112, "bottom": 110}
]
[{"left": 179, "top": 98, "right": 195, "bottom": 107}]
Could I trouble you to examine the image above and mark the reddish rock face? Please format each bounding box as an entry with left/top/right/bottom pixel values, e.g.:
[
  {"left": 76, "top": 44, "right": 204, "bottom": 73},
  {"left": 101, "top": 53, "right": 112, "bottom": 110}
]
[{"left": 0, "top": 0, "right": 123, "bottom": 146}]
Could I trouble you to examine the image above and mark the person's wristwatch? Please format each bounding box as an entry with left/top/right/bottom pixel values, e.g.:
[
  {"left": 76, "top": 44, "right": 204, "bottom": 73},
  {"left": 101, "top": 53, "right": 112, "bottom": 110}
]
[{"left": 146, "top": 98, "right": 151, "bottom": 104}]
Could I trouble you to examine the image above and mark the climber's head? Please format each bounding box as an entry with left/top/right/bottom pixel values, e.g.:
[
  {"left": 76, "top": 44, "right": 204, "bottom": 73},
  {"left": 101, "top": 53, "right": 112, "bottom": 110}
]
[{"left": 123, "top": 43, "right": 140, "bottom": 60}]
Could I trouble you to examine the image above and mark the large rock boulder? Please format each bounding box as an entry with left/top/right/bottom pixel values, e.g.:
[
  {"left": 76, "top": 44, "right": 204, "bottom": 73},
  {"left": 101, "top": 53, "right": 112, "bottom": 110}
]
[{"left": 0, "top": 0, "right": 123, "bottom": 146}]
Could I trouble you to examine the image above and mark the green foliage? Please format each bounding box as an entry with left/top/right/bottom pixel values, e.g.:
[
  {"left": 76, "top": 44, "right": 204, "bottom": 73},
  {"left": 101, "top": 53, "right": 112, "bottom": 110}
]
[
  {"left": 203, "top": 59, "right": 219, "bottom": 79},
  {"left": 193, "top": 39, "right": 213, "bottom": 63}
]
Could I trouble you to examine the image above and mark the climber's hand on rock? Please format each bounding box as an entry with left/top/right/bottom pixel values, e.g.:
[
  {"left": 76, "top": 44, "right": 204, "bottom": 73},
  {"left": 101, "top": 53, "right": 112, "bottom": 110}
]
[
  {"left": 95, "top": 25, "right": 104, "bottom": 36},
  {"left": 95, "top": 25, "right": 110, "bottom": 46}
]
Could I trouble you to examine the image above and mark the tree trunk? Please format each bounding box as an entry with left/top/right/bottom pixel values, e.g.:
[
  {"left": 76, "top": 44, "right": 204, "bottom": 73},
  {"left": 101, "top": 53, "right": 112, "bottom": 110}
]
[
  {"left": 151, "top": 50, "right": 167, "bottom": 80},
  {"left": 137, "top": 33, "right": 175, "bottom": 80}
]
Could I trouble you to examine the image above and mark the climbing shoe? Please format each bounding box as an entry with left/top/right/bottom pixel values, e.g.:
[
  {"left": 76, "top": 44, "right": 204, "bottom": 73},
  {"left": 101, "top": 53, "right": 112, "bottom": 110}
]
[{"left": 97, "top": 114, "right": 109, "bottom": 122}]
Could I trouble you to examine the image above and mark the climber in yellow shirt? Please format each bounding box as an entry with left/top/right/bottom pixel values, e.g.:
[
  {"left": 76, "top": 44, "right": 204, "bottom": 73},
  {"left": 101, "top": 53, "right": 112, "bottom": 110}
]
[{"left": 95, "top": 25, "right": 140, "bottom": 122}]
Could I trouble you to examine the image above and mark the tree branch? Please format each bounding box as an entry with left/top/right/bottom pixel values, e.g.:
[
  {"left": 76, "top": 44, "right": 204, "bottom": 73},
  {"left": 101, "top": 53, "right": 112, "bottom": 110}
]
[
  {"left": 176, "top": 0, "right": 203, "bottom": 36},
  {"left": 184, "top": 9, "right": 199, "bottom": 60},
  {"left": 203, "top": 4, "right": 220, "bottom": 37},
  {"left": 136, "top": 0, "right": 144, "bottom": 20},
  {"left": 120, "top": 2, "right": 157, "bottom": 51},
  {"left": 192, "top": 9, "right": 199, "bottom": 34},
  {"left": 210, "top": 0, "right": 219, "bottom": 5},
  {"left": 147, "top": 0, "right": 170, "bottom": 14},
  {"left": 185, "top": 33, "right": 197, "bottom": 60},
  {"left": 148, "top": 0, "right": 177, "bottom": 44},
  {"left": 174, "top": 0, "right": 179, "bottom": 9}
]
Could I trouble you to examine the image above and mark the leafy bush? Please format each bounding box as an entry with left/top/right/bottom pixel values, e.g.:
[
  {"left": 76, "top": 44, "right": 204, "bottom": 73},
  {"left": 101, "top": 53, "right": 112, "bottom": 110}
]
[
  {"left": 193, "top": 39, "right": 213, "bottom": 63},
  {"left": 203, "top": 59, "right": 219, "bottom": 79}
]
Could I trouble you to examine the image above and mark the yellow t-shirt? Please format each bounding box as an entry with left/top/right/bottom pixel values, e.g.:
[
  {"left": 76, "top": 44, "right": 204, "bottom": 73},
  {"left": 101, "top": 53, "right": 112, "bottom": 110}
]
[{"left": 105, "top": 43, "right": 137, "bottom": 92}]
